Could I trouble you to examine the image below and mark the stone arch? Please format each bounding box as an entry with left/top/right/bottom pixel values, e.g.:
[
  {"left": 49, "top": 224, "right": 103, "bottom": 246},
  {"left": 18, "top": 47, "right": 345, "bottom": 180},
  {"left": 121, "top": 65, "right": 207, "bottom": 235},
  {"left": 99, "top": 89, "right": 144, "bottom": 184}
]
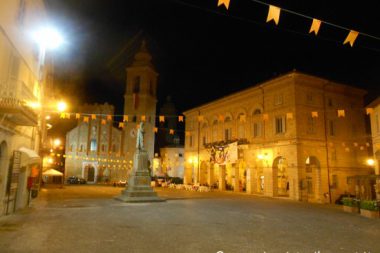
[
  {"left": 273, "top": 156, "right": 289, "bottom": 197},
  {"left": 224, "top": 112, "right": 233, "bottom": 122},
  {"left": 235, "top": 107, "right": 248, "bottom": 121},
  {"left": 250, "top": 104, "right": 264, "bottom": 116}
]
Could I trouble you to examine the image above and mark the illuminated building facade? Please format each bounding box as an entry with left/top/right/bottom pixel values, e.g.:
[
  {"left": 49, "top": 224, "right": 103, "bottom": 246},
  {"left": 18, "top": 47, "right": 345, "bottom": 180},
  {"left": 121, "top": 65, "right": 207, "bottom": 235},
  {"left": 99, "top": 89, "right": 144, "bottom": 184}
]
[
  {"left": 64, "top": 41, "right": 157, "bottom": 183},
  {"left": 183, "top": 72, "right": 372, "bottom": 203},
  {"left": 0, "top": 0, "right": 47, "bottom": 215}
]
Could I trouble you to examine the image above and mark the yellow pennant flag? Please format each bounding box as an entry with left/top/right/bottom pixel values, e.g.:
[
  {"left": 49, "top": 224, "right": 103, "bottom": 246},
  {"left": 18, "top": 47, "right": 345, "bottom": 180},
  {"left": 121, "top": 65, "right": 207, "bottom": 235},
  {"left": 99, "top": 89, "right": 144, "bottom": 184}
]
[
  {"left": 154, "top": 127, "right": 158, "bottom": 133},
  {"left": 185, "top": 131, "right": 190, "bottom": 137},
  {"left": 91, "top": 114, "right": 96, "bottom": 120},
  {"left": 76, "top": 113, "right": 80, "bottom": 119},
  {"left": 217, "top": 0, "right": 230, "bottom": 10},
  {"left": 263, "top": 114, "right": 269, "bottom": 121},
  {"left": 178, "top": 115, "right": 184, "bottom": 122},
  {"left": 218, "top": 115, "right": 224, "bottom": 122},
  {"left": 83, "top": 116, "right": 89, "bottom": 123},
  {"left": 107, "top": 115, "right": 112, "bottom": 121},
  {"left": 337, "top": 109, "right": 345, "bottom": 118},
  {"left": 159, "top": 115, "right": 165, "bottom": 122},
  {"left": 60, "top": 113, "right": 66, "bottom": 119},
  {"left": 101, "top": 119, "right": 106, "bottom": 125},
  {"left": 311, "top": 111, "right": 319, "bottom": 118},
  {"left": 286, "top": 113, "right": 293, "bottom": 120},
  {"left": 198, "top": 115, "right": 204, "bottom": 122},
  {"left": 266, "top": 5, "right": 281, "bottom": 25},
  {"left": 118, "top": 122, "right": 124, "bottom": 128},
  {"left": 141, "top": 115, "right": 146, "bottom": 122},
  {"left": 343, "top": 30, "right": 359, "bottom": 47},
  {"left": 366, "top": 108, "right": 374, "bottom": 115},
  {"left": 169, "top": 129, "right": 175, "bottom": 135},
  {"left": 309, "top": 19, "right": 321, "bottom": 35},
  {"left": 123, "top": 115, "right": 129, "bottom": 122}
]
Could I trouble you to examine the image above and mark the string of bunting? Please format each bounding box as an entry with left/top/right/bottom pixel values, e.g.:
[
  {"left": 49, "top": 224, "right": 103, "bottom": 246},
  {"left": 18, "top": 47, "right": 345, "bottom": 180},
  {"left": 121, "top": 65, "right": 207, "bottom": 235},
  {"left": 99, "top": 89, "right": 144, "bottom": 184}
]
[{"left": 216, "top": 0, "right": 380, "bottom": 47}]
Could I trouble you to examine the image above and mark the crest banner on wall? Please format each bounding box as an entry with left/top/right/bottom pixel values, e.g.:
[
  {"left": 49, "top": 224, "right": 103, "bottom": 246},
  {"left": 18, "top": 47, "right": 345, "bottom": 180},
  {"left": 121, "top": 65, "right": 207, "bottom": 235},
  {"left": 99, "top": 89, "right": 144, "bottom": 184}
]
[{"left": 210, "top": 142, "right": 238, "bottom": 165}]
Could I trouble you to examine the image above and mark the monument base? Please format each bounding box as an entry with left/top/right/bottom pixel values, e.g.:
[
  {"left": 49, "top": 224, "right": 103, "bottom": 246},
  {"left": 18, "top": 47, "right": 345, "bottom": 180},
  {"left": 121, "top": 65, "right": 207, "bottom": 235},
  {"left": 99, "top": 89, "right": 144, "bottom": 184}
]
[{"left": 115, "top": 149, "right": 165, "bottom": 203}]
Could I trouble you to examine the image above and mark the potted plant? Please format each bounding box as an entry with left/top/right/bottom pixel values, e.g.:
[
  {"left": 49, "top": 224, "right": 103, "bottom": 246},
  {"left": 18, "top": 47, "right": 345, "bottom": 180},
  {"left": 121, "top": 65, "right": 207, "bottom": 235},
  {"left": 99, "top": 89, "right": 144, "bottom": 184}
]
[
  {"left": 360, "top": 200, "right": 380, "bottom": 218},
  {"left": 342, "top": 197, "right": 359, "bottom": 213}
]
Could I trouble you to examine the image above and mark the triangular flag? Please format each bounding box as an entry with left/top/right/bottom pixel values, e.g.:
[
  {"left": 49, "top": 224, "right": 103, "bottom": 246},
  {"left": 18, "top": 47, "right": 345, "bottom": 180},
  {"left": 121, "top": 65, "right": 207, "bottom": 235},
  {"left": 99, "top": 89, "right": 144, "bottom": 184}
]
[
  {"left": 366, "top": 108, "right": 373, "bottom": 115},
  {"left": 159, "top": 115, "right": 165, "bottom": 122},
  {"left": 286, "top": 113, "right": 293, "bottom": 120},
  {"left": 343, "top": 30, "right": 359, "bottom": 47},
  {"left": 309, "top": 19, "right": 321, "bottom": 35},
  {"left": 75, "top": 113, "right": 80, "bottom": 119},
  {"left": 154, "top": 127, "right": 158, "bottom": 133},
  {"left": 178, "top": 115, "right": 184, "bottom": 122},
  {"left": 60, "top": 113, "right": 65, "bottom": 119},
  {"left": 169, "top": 129, "right": 175, "bottom": 135},
  {"left": 91, "top": 114, "right": 96, "bottom": 120},
  {"left": 311, "top": 111, "right": 319, "bottom": 118},
  {"left": 266, "top": 5, "right": 281, "bottom": 25},
  {"left": 107, "top": 115, "right": 112, "bottom": 121},
  {"left": 217, "top": 0, "right": 230, "bottom": 10},
  {"left": 141, "top": 115, "right": 146, "bottom": 122},
  {"left": 263, "top": 114, "right": 269, "bottom": 121},
  {"left": 218, "top": 115, "right": 224, "bottom": 122},
  {"left": 118, "top": 122, "right": 124, "bottom": 128},
  {"left": 198, "top": 115, "right": 204, "bottom": 122},
  {"left": 123, "top": 115, "right": 128, "bottom": 122},
  {"left": 185, "top": 131, "right": 190, "bottom": 137},
  {"left": 337, "top": 109, "right": 345, "bottom": 118},
  {"left": 101, "top": 119, "right": 106, "bottom": 125},
  {"left": 65, "top": 113, "right": 71, "bottom": 119},
  {"left": 83, "top": 116, "right": 89, "bottom": 123}
]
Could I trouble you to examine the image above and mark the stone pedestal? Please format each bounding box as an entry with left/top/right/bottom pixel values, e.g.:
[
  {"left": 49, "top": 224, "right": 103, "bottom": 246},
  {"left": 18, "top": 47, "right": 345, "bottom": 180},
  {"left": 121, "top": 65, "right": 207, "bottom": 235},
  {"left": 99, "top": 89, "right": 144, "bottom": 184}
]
[{"left": 116, "top": 150, "right": 164, "bottom": 202}]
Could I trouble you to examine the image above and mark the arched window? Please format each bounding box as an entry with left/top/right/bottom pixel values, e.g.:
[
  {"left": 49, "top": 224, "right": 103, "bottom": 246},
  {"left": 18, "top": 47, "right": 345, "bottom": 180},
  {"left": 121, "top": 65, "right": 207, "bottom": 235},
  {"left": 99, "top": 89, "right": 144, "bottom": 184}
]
[
  {"left": 237, "top": 113, "right": 245, "bottom": 139},
  {"left": 252, "top": 109, "right": 262, "bottom": 138},
  {"left": 133, "top": 76, "right": 140, "bottom": 93}
]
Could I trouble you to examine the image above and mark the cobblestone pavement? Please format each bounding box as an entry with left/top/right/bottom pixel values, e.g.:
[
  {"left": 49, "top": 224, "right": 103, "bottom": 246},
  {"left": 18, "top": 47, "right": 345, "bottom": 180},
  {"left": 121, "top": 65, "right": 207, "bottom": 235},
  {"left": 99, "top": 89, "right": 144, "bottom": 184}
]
[{"left": 0, "top": 185, "right": 379, "bottom": 253}]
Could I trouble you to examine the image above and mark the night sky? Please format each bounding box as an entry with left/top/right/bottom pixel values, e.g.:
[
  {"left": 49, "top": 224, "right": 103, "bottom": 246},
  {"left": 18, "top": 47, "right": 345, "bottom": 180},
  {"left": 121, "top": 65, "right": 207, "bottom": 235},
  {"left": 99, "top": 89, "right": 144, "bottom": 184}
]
[{"left": 45, "top": 0, "right": 380, "bottom": 115}]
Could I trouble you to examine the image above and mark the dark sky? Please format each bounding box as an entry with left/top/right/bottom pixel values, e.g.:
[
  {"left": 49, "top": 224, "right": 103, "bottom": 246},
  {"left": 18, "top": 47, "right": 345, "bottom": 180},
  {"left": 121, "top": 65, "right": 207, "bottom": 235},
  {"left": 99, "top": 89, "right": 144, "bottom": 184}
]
[{"left": 45, "top": 0, "right": 380, "bottom": 114}]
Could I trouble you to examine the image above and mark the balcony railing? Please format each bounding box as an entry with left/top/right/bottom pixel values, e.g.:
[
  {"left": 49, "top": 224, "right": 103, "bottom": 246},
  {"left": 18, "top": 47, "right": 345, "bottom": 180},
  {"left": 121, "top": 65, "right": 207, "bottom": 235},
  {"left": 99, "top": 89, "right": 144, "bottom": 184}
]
[{"left": 0, "top": 78, "right": 39, "bottom": 126}]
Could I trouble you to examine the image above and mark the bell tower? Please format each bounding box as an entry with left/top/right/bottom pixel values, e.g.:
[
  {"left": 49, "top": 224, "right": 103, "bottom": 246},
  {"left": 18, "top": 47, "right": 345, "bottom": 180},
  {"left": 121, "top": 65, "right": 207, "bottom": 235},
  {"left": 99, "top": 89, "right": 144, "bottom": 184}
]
[{"left": 123, "top": 41, "right": 158, "bottom": 166}]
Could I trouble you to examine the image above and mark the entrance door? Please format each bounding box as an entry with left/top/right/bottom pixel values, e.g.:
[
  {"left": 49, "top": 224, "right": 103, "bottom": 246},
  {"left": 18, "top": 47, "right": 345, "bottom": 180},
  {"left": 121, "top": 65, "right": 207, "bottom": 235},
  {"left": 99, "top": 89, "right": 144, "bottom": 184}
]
[{"left": 87, "top": 166, "right": 95, "bottom": 182}]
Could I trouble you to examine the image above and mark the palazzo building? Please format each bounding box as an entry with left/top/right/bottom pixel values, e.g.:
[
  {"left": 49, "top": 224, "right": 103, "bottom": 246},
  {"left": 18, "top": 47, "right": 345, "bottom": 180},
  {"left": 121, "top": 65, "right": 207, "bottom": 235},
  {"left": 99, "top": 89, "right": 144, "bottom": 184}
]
[
  {"left": 64, "top": 41, "right": 158, "bottom": 183},
  {"left": 368, "top": 97, "right": 380, "bottom": 175},
  {"left": 183, "top": 72, "right": 373, "bottom": 203},
  {"left": 0, "top": 0, "right": 48, "bottom": 215}
]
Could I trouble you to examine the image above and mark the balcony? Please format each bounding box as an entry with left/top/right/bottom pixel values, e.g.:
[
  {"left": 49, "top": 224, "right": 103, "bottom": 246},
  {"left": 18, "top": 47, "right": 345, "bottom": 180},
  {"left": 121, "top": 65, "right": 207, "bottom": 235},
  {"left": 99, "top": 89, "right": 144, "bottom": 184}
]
[{"left": 0, "top": 79, "right": 39, "bottom": 126}]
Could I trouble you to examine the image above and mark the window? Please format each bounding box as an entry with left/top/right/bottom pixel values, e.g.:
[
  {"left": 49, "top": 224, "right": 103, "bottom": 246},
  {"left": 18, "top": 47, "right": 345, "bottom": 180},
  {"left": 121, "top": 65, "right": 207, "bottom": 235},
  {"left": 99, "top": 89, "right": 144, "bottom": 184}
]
[
  {"left": 112, "top": 144, "right": 116, "bottom": 152},
  {"left": 79, "top": 144, "right": 84, "bottom": 152},
  {"left": 149, "top": 80, "right": 154, "bottom": 95},
  {"left": 253, "top": 109, "right": 261, "bottom": 115},
  {"left": 202, "top": 136, "right": 206, "bottom": 145},
  {"left": 238, "top": 124, "right": 245, "bottom": 139},
  {"left": 306, "top": 93, "right": 313, "bottom": 103},
  {"left": 275, "top": 116, "right": 286, "bottom": 134},
  {"left": 90, "top": 139, "right": 97, "bottom": 151},
  {"left": 328, "top": 98, "right": 333, "bottom": 107},
  {"left": 224, "top": 128, "right": 231, "bottom": 141},
  {"left": 376, "top": 114, "right": 380, "bottom": 133},
  {"left": 253, "top": 122, "right": 262, "bottom": 137},
  {"left": 101, "top": 144, "right": 106, "bottom": 152},
  {"left": 274, "top": 94, "right": 283, "bottom": 106},
  {"left": 329, "top": 120, "right": 335, "bottom": 136},
  {"left": 307, "top": 116, "right": 316, "bottom": 134},
  {"left": 189, "top": 135, "right": 193, "bottom": 147},
  {"left": 133, "top": 76, "right": 140, "bottom": 93},
  {"left": 178, "top": 153, "right": 183, "bottom": 157},
  {"left": 132, "top": 115, "right": 137, "bottom": 122}
]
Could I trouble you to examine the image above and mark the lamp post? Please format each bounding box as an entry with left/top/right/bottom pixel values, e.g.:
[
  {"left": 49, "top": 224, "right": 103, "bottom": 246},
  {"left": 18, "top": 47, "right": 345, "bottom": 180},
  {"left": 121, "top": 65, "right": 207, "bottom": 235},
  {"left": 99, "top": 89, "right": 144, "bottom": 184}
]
[{"left": 32, "top": 27, "right": 63, "bottom": 190}]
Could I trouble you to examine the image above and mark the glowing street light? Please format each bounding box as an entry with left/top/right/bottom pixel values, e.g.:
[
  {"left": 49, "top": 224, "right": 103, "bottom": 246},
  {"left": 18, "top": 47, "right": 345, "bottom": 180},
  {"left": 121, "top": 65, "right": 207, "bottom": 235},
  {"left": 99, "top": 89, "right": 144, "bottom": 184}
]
[
  {"left": 367, "top": 158, "right": 375, "bottom": 166},
  {"left": 57, "top": 101, "right": 67, "bottom": 112},
  {"left": 53, "top": 138, "right": 61, "bottom": 148},
  {"left": 32, "top": 27, "right": 63, "bottom": 50}
]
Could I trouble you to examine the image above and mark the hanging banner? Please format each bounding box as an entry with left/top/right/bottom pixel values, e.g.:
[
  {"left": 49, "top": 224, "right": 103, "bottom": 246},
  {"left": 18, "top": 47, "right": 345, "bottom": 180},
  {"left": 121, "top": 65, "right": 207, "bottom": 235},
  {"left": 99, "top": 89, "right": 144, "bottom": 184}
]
[
  {"left": 217, "top": 0, "right": 230, "bottom": 10},
  {"left": 343, "top": 30, "right": 359, "bottom": 47},
  {"left": 309, "top": 19, "right": 321, "bottom": 35},
  {"left": 267, "top": 5, "right": 281, "bottom": 25},
  {"left": 210, "top": 142, "right": 238, "bottom": 165}
]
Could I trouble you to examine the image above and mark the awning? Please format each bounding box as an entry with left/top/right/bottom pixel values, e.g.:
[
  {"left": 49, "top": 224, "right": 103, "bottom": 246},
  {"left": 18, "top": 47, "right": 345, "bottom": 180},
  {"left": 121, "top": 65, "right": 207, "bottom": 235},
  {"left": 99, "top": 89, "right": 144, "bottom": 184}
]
[
  {"left": 42, "top": 169, "right": 63, "bottom": 176},
  {"left": 19, "top": 147, "right": 41, "bottom": 164}
]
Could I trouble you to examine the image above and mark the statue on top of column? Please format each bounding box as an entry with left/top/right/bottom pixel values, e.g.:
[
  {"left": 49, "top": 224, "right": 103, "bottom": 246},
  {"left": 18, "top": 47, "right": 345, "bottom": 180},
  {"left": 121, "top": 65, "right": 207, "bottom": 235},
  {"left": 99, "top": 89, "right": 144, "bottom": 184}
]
[{"left": 136, "top": 122, "right": 145, "bottom": 150}]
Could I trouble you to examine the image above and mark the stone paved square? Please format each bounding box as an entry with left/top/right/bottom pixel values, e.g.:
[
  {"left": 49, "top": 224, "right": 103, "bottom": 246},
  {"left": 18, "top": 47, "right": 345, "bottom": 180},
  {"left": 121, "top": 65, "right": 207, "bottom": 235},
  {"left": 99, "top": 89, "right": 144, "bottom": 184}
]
[{"left": 0, "top": 185, "right": 379, "bottom": 253}]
